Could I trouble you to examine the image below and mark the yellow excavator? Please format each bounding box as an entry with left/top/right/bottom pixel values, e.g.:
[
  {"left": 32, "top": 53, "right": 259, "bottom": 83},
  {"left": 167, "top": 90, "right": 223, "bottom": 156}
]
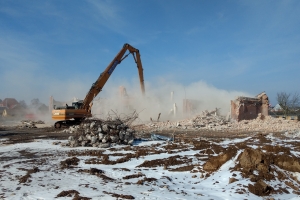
[{"left": 52, "top": 43, "right": 145, "bottom": 128}]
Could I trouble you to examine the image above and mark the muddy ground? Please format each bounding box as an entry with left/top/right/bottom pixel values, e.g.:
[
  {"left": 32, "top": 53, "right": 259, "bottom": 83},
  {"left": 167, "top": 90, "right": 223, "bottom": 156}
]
[
  {"left": 0, "top": 126, "right": 66, "bottom": 144},
  {"left": 0, "top": 124, "right": 257, "bottom": 145},
  {"left": 1, "top": 124, "right": 300, "bottom": 199}
]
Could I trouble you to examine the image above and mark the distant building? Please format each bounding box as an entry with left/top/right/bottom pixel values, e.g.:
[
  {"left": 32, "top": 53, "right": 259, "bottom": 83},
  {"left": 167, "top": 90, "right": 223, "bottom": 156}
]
[
  {"left": 0, "top": 98, "right": 19, "bottom": 109},
  {"left": 273, "top": 104, "right": 282, "bottom": 111},
  {"left": 1, "top": 104, "right": 26, "bottom": 118}
]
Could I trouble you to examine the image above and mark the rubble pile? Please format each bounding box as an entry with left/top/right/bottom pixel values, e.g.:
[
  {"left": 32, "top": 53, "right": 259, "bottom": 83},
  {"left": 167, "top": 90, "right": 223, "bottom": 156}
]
[
  {"left": 66, "top": 118, "right": 136, "bottom": 148},
  {"left": 145, "top": 110, "right": 230, "bottom": 131},
  {"left": 143, "top": 111, "right": 300, "bottom": 133},
  {"left": 230, "top": 114, "right": 300, "bottom": 133},
  {"left": 189, "top": 110, "right": 228, "bottom": 129}
]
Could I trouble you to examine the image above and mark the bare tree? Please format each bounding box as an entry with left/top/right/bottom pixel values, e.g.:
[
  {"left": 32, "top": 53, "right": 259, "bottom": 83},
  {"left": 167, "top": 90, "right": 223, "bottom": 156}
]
[{"left": 276, "top": 92, "right": 300, "bottom": 116}]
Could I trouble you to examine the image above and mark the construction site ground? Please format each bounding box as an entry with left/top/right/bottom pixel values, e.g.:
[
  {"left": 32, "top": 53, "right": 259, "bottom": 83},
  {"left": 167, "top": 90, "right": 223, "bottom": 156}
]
[
  {"left": 1, "top": 125, "right": 251, "bottom": 144},
  {"left": 1, "top": 120, "right": 300, "bottom": 199}
]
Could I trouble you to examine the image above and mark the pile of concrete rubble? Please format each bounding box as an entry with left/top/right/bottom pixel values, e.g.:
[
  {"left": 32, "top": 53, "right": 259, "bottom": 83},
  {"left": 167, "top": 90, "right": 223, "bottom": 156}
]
[
  {"left": 145, "top": 110, "right": 230, "bottom": 131},
  {"left": 66, "top": 118, "right": 135, "bottom": 148},
  {"left": 231, "top": 114, "right": 300, "bottom": 133},
  {"left": 144, "top": 111, "right": 300, "bottom": 133}
]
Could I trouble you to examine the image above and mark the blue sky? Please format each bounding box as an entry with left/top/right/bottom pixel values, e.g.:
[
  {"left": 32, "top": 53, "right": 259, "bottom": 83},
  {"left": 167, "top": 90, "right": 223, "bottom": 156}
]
[{"left": 0, "top": 0, "right": 299, "bottom": 106}]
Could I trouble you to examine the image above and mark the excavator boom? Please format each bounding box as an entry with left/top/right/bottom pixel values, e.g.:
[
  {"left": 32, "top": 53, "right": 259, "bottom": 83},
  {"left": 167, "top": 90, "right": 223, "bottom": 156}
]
[
  {"left": 82, "top": 43, "right": 145, "bottom": 112},
  {"left": 51, "top": 43, "right": 145, "bottom": 128}
]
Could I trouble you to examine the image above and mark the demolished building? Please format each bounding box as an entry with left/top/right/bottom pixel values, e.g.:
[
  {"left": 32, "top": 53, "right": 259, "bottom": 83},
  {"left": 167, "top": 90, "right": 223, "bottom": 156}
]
[{"left": 231, "top": 92, "right": 269, "bottom": 121}]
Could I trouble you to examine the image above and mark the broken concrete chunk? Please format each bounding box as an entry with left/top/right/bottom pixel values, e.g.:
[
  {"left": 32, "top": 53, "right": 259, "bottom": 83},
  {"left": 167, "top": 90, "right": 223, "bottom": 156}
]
[
  {"left": 85, "top": 134, "right": 91, "bottom": 141},
  {"left": 91, "top": 136, "right": 98, "bottom": 144},
  {"left": 68, "top": 136, "right": 75, "bottom": 141},
  {"left": 69, "top": 140, "right": 78, "bottom": 147},
  {"left": 98, "top": 133, "right": 104, "bottom": 140},
  {"left": 102, "top": 124, "right": 109, "bottom": 132},
  {"left": 90, "top": 121, "right": 96, "bottom": 129},
  {"left": 81, "top": 141, "right": 86, "bottom": 147},
  {"left": 110, "top": 135, "right": 119, "bottom": 143},
  {"left": 99, "top": 143, "right": 110, "bottom": 148}
]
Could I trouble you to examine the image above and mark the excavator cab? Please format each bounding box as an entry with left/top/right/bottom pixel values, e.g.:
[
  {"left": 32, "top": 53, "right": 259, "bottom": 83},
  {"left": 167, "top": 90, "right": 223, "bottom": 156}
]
[{"left": 72, "top": 100, "right": 83, "bottom": 109}]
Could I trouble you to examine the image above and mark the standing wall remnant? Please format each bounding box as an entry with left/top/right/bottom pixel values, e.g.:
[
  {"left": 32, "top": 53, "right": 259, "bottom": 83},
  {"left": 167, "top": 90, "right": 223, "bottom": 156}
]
[{"left": 231, "top": 92, "right": 269, "bottom": 121}]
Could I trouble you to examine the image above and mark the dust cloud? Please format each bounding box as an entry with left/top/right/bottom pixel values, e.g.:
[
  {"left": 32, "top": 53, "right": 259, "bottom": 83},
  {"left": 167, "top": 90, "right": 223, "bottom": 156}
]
[{"left": 91, "top": 79, "right": 251, "bottom": 123}]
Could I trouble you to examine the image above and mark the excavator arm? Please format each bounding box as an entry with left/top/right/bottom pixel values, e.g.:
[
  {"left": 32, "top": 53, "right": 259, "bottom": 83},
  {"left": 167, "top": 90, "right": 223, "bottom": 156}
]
[
  {"left": 51, "top": 43, "right": 145, "bottom": 128},
  {"left": 81, "top": 43, "right": 145, "bottom": 112}
]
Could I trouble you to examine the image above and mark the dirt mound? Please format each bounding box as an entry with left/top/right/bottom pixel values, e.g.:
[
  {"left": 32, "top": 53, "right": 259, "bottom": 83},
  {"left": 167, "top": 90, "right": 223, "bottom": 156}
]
[
  {"left": 56, "top": 190, "right": 79, "bottom": 197},
  {"left": 77, "top": 167, "right": 114, "bottom": 182},
  {"left": 169, "top": 165, "right": 194, "bottom": 172},
  {"left": 248, "top": 179, "right": 274, "bottom": 196},
  {"left": 237, "top": 148, "right": 300, "bottom": 174},
  {"left": 60, "top": 157, "right": 80, "bottom": 169},
  {"left": 136, "top": 177, "right": 157, "bottom": 185},
  {"left": 262, "top": 144, "right": 291, "bottom": 154},
  {"left": 203, "top": 146, "right": 237, "bottom": 171},
  {"left": 85, "top": 154, "right": 133, "bottom": 165},
  {"left": 78, "top": 168, "right": 104, "bottom": 175},
  {"left": 123, "top": 173, "right": 145, "bottom": 179},
  {"left": 68, "top": 149, "right": 105, "bottom": 157},
  {"left": 56, "top": 190, "right": 91, "bottom": 200},
  {"left": 234, "top": 147, "right": 300, "bottom": 196},
  {"left": 274, "top": 154, "right": 300, "bottom": 172},
  {"left": 103, "top": 191, "right": 135, "bottom": 199},
  {"left": 192, "top": 140, "right": 224, "bottom": 154},
  {"left": 137, "top": 155, "right": 190, "bottom": 168}
]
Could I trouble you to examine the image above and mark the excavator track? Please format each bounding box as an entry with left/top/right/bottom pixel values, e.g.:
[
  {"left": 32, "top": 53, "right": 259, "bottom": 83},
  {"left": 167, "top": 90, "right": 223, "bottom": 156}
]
[{"left": 54, "top": 119, "right": 82, "bottom": 129}]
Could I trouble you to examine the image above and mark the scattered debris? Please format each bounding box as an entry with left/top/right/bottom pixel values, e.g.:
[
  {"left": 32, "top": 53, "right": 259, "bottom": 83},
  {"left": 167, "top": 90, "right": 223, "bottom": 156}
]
[
  {"left": 18, "top": 120, "right": 45, "bottom": 128},
  {"left": 138, "top": 109, "right": 300, "bottom": 133}
]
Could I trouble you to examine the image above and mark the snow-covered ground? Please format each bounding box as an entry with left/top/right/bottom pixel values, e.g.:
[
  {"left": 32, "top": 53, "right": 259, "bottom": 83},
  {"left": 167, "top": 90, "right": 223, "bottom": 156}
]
[{"left": 0, "top": 134, "right": 300, "bottom": 200}]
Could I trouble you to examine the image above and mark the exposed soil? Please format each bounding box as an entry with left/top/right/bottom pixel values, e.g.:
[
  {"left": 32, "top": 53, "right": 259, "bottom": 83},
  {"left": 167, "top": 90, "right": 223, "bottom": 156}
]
[
  {"left": 136, "top": 177, "right": 158, "bottom": 185},
  {"left": 18, "top": 166, "right": 40, "bottom": 183},
  {"left": 1, "top": 125, "right": 300, "bottom": 198},
  {"left": 123, "top": 173, "right": 145, "bottom": 179},
  {"left": 0, "top": 126, "right": 66, "bottom": 144},
  {"left": 203, "top": 145, "right": 238, "bottom": 171},
  {"left": 60, "top": 157, "right": 80, "bottom": 169},
  {"left": 103, "top": 191, "right": 135, "bottom": 199},
  {"left": 56, "top": 190, "right": 91, "bottom": 200}
]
